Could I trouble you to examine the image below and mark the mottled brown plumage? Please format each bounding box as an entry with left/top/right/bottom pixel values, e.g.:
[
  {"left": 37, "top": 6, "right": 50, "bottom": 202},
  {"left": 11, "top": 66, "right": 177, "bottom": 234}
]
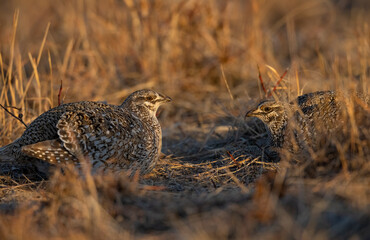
[
  {"left": 0, "top": 89, "right": 171, "bottom": 174},
  {"left": 245, "top": 91, "right": 342, "bottom": 150}
]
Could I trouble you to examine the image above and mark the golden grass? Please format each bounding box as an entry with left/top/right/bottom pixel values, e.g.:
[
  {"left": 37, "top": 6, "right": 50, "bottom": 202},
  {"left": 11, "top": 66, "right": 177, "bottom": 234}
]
[{"left": 0, "top": 0, "right": 369, "bottom": 239}]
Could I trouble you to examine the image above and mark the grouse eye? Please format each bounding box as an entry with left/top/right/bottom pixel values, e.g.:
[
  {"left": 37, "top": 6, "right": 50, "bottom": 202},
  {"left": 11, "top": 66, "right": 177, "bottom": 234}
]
[
  {"left": 261, "top": 106, "right": 272, "bottom": 112},
  {"left": 146, "top": 96, "right": 155, "bottom": 101}
]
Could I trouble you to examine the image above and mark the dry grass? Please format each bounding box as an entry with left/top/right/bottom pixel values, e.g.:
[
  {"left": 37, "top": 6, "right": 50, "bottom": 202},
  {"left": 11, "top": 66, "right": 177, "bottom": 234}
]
[{"left": 0, "top": 0, "right": 369, "bottom": 239}]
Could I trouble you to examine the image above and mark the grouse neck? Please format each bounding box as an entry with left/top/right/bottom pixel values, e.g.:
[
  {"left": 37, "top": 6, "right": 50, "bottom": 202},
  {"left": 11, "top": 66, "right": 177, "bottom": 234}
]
[
  {"left": 270, "top": 120, "right": 287, "bottom": 147},
  {"left": 129, "top": 104, "right": 159, "bottom": 123},
  {"left": 269, "top": 110, "right": 288, "bottom": 148}
]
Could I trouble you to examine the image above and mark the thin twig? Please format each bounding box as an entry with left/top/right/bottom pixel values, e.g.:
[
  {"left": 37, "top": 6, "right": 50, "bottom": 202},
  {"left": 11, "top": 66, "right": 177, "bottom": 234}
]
[
  {"left": 0, "top": 103, "right": 27, "bottom": 128},
  {"left": 268, "top": 68, "right": 288, "bottom": 97},
  {"left": 58, "top": 79, "right": 63, "bottom": 106},
  {"left": 3, "top": 105, "right": 22, "bottom": 111},
  {"left": 257, "top": 64, "right": 267, "bottom": 96},
  {"left": 210, "top": 178, "right": 217, "bottom": 189},
  {"left": 227, "top": 151, "right": 240, "bottom": 167},
  {"left": 140, "top": 185, "right": 167, "bottom": 191}
]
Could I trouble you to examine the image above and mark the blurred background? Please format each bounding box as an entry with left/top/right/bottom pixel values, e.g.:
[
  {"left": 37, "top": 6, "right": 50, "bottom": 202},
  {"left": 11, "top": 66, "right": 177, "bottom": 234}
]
[{"left": 0, "top": 0, "right": 369, "bottom": 137}]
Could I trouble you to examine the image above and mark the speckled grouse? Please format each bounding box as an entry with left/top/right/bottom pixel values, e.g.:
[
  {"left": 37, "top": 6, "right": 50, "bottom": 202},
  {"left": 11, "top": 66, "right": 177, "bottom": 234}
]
[
  {"left": 0, "top": 89, "right": 171, "bottom": 174},
  {"left": 245, "top": 91, "right": 342, "bottom": 150}
]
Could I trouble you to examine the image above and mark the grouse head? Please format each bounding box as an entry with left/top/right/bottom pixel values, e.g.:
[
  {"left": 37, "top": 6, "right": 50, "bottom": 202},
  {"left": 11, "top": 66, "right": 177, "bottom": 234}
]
[
  {"left": 121, "top": 89, "right": 172, "bottom": 116},
  {"left": 245, "top": 99, "right": 288, "bottom": 146},
  {"left": 245, "top": 100, "right": 286, "bottom": 123}
]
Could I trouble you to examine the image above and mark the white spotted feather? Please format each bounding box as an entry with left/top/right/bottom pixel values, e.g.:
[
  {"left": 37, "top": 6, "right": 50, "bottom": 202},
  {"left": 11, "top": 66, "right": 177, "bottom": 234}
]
[{"left": 0, "top": 89, "right": 171, "bottom": 175}]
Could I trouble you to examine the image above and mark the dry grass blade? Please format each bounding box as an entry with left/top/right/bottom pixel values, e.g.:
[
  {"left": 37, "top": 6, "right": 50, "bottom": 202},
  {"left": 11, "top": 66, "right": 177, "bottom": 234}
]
[{"left": 220, "top": 64, "right": 234, "bottom": 101}]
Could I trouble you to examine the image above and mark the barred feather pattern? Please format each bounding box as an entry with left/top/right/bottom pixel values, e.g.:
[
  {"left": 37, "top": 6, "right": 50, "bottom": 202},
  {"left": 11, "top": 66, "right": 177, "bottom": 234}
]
[
  {"left": 245, "top": 91, "right": 345, "bottom": 150},
  {"left": 0, "top": 89, "right": 171, "bottom": 175}
]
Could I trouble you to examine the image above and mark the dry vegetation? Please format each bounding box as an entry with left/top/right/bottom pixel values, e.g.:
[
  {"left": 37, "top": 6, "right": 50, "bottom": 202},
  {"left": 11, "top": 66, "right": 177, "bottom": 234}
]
[{"left": 0, "top": 0, "right": 369, "bottom": 239}]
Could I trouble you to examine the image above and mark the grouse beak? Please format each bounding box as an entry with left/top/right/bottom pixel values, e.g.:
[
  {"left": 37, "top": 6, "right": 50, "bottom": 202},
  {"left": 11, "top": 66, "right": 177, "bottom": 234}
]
[
  {"left": 165, "top": 96, "right": 172, "bottom": 102},
  {"left": 163, "top": 96, "right": 172, "bottom": 103},
  {"left": 245, "top": 109, "right": 260, "bottom": 119},
  {"left": 159, "top": 94, "right": 172, "bottom": 103}
]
